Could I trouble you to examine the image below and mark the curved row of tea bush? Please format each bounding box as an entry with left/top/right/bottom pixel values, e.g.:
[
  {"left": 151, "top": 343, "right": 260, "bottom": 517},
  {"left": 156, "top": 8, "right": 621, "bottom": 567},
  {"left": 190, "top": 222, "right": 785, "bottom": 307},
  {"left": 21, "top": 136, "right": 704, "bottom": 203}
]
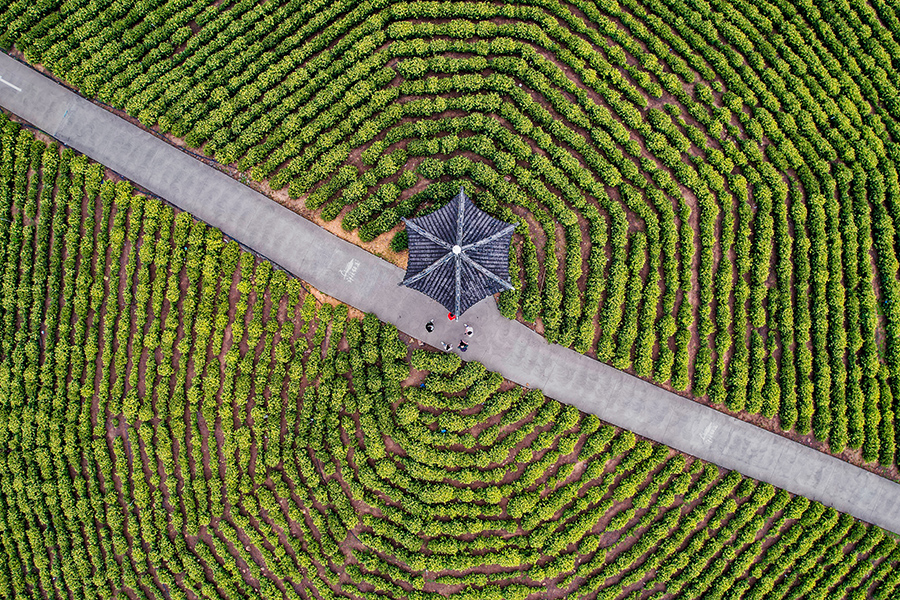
[{"left": 0, "top": 114, "right": 897, "bottom": 599}]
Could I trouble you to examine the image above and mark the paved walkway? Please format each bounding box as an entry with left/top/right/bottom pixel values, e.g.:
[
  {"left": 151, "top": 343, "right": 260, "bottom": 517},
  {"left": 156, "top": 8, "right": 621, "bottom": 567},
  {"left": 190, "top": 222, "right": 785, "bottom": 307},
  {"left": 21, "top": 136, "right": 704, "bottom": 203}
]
[{"left": 3, "top": 52, "right": 899, "bottom": 533}]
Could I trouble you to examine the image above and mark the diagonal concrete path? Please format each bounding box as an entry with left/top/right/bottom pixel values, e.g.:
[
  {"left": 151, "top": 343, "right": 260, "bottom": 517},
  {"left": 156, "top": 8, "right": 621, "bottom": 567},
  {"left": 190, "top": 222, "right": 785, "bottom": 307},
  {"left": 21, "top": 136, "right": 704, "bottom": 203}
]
[{"left": 3, "top": 51, "right": 899, "bottom": 533}]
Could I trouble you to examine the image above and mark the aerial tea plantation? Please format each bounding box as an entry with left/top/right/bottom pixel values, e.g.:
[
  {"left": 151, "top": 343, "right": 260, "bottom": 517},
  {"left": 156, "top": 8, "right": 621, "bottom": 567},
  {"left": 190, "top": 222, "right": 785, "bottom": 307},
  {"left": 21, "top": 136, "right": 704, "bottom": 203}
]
[
  {"left": 2, "top": 0, "right": 899, "bottom": 467},
  {"left": 0, "top": 116, "right": 898, "bottom": 599}
]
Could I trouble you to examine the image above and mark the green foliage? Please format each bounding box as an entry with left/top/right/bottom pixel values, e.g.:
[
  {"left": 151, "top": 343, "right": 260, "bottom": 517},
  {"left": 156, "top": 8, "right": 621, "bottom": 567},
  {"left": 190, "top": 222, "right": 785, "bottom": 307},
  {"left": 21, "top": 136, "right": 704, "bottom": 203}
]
[
  {"left": 0, "top": 4, "right": 899, "bottom": 599},
  {"left": 411, "top": 349, "right": 461, "bottom": 374}
]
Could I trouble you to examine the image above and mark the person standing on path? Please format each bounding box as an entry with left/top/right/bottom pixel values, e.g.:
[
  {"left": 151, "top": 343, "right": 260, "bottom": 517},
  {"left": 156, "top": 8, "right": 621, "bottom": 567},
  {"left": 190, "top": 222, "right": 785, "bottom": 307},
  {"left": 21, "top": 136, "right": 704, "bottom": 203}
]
[
  {"left": 463, "top": 324, "right": 473, "bottom": 337},
  {"left": 458, "top": 340, "right": 468, "bottom": 352},
  {"left": 425, "top": 320, "right": 434, "bottom": 333},
  {"left": 441, "top": 341, "right": 453, "bottom": 352}
]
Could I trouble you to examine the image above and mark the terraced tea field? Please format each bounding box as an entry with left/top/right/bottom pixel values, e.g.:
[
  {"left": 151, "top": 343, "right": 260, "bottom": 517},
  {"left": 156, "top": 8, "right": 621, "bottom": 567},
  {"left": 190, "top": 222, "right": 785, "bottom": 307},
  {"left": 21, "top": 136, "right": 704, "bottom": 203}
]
[
  {"left": 3, "top": 0, "right": 900, "bottom": 469},
  {"left": 0, "top": 113, "right": 898, "bottom": 599}
]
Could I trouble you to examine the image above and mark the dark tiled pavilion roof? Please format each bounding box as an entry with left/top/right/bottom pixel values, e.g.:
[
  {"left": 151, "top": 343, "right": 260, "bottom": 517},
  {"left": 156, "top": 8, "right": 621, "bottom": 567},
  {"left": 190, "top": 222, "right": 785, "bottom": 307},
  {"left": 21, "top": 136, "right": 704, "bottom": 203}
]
[{"left": 400, "top": 187, "right": 516, "bottom": 317}]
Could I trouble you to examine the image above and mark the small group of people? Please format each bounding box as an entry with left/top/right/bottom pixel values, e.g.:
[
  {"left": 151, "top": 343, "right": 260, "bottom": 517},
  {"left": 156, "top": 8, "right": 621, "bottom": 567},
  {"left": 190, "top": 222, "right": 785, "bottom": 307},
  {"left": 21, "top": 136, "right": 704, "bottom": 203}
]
[{"left": 425, "top": 318, "right": 473, "bottom": 352}]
